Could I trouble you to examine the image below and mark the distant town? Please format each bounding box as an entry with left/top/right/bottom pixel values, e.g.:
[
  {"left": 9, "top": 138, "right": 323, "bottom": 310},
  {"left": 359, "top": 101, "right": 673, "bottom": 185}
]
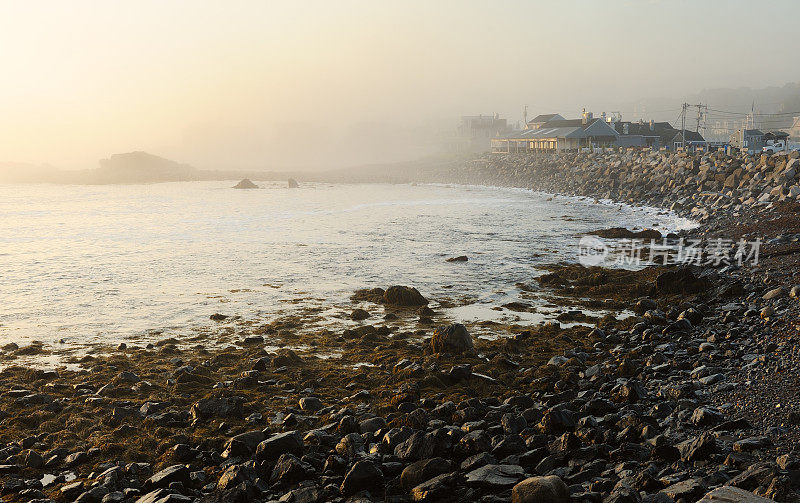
[{"left": 449, "top": 108, "right": 800, "bottom": 155}]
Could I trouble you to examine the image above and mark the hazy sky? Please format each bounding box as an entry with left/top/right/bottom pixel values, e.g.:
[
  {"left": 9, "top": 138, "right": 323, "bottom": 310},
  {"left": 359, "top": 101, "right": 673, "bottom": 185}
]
[{"left": 1, "top": 0, "right": 798, "bottom": 170}]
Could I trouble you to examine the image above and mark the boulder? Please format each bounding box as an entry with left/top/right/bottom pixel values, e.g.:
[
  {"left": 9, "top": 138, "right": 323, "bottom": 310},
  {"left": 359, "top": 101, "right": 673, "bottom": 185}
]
[
  {"left": 340, "top": 460, "right": 384, "bottom": 496},
  {"left": 464, "top": 464, "right": 525, "bottom": 489},
  {"left": 511, "top": 475, "right": 569, "bottom": 503},
  {"left": 697, "top": 486, "right": 777, "bottom": 503},
  {"left": 255, "top": 431, "right": 303, "bottom": 462},
  {"left": 145, "top": 465, "right": 190, "bottom": 490},
  {"left": 401, "top": 458, "right": 451, "bottom": 490},
  {"left": 384, "top": 285, "right": 428, "bottom": 306},
  {"left": 288, "top": 178, "right": 299, "bottom": 188},
  {"left": 430, "top": 323, "right": 474, "bottom": 354}
]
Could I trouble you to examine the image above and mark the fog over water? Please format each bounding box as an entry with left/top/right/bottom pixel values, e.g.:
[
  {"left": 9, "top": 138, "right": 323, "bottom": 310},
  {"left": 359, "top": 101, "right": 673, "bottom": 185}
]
[{"left": 1, "top": 0, "right": 798, "bottom": 172}]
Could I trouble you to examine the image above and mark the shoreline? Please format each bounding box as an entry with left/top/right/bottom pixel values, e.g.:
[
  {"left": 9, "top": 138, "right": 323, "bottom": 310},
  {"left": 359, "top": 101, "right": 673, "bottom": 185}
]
[{"left": 2, "top": 150, "right": 800, "bottom": 503}]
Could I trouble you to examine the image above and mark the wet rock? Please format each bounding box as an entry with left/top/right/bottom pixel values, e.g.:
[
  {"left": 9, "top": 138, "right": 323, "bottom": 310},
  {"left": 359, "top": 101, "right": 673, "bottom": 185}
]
[
  {"left": 430, "top": 323, "right": 474, "bottom": 354},
  {"left": 350, "top": 309, "right": 370, "bottom": 321},
  {"left": 210, "top": 313, "right": 228, "bottom": 321},
  {"left": 383, "top": 285, "right": 428, "bottom": 306},
  {"left": 590, "top": 228, "right": 661, "bottom": 240},
  {"left": 272, "top": 349, "right": 304, "bottom": 367},
  {"left": 511, "top": 475, "right": 569, "bottom": 503},
  {"left": 446, "top": 256, "right": 469, "bottom": 262},
  {"left": 190, "top": 396, "right": 243, "bottom": 420},
  {"left": 340, "top": 460, "right": 384, "bottom": 496},
  {"left": 655, "top": 268, "right": 711, "bottom": 294},
  {"left": 288, "top": 178, "right": 299, "bottom": 188}
]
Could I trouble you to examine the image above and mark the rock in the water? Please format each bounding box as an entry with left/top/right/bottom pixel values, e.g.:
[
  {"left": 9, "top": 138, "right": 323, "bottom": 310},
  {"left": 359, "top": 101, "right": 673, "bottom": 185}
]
[
  {"left": 511, "top": 475, "right": 570, "bottom": 503},
  {"left": 350, "top": 309, "right": 370, "bottom": 321},
  {"left": 288, "top": 178, "right": 299, "bottom": 188},
  {"left": 383, "top": 285, "right": 428, "bottom": 306},
  {"left": 430, "top": 323, "right": 474, "bottom": 354},
  {"left": 233, "top": 178, "right": 258, "bottom": 189},
  {"left": 446, "top": 255, "right": 468, "bottom": 262}
]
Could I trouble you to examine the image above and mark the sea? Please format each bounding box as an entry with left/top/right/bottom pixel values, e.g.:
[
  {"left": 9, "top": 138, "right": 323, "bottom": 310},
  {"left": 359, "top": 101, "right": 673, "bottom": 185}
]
[{"left": 0, "top": 181, "right": 695, "bottom": 358}]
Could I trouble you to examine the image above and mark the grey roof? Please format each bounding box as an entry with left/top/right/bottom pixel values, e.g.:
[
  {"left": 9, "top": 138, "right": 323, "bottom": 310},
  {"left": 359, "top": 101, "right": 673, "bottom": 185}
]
[
  {"left": 528, "top": 113, "right": 563, "bottom": 124},
  {"left": 500, "top": 117, "right": 618, "bottom": 140}
]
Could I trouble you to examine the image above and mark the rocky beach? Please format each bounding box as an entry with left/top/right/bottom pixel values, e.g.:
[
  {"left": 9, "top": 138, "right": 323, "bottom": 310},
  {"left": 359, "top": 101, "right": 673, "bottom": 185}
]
[{"left": 3, "top": 148, "right": 800, "bottom": 503}]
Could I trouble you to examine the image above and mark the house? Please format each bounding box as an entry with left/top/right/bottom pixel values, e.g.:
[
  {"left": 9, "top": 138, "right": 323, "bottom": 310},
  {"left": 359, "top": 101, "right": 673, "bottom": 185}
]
[
  {"left": 526, "top": 113, "right": 564, "bottom": 130},
  {"left": 491, "top": 111, "right": 619, "bottom": 153},
  {"left": 665, "top": 130, "right": 707, "bottom": 150},
  {"left": 788, "top": 117, "right": 800, "bottom": 141},
  {"left": 613, "top": 120, "right": 677, "bottom": 149},
  {"left": 729, "top": 129, "right": 764, "bottom": 152},
  {"left": 447, "top": 114, "right": 512, "bottom": 153}
]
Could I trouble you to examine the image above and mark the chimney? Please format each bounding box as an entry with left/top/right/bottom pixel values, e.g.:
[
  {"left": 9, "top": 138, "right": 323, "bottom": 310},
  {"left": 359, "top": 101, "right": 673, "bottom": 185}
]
[{"left": 649, "top": 119, "right": 654, "bottom": 131}]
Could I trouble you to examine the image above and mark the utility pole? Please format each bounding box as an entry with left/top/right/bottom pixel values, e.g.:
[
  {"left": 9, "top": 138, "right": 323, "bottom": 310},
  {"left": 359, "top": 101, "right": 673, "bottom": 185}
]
[
  {"left": 681, "top": 103, "right": 687, "bottom": 149},
  {"left": 693, "top": 104, "right": 707, "bottom": 133}
]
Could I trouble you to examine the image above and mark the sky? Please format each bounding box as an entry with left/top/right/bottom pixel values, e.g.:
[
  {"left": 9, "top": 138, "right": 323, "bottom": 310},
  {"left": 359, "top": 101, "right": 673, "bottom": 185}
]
[{"left": 0, "top": 0, "right": 798, "bottom": 171}]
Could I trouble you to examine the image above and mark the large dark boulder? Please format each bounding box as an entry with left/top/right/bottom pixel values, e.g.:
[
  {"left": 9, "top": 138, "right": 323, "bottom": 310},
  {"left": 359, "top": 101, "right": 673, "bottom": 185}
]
[
  {"left": 511, "top": 475, "right": 569, "bottom": 503},
  {"left": 430, "top": 324, "right": 474, "bottom": 354},
  {"left": 400, "top": 458, "right": 451, "bottom": 491},
  {"left": 384, "top": 285, "right": 428, "bottom": 306},
  {"left": 340, "top": 460, "right": 384, "bottom": 496},
  {"left": 145, "top": 465, "right": 190, "bottom": 490},
  {"left": 255, "top": 431, "right": 303, "bottom": 462}
]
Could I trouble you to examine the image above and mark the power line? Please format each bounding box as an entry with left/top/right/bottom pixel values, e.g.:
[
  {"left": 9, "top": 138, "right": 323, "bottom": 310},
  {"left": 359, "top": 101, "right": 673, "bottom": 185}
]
[{"left": 707, "top": 108, "right": 800, "bottom": 116}]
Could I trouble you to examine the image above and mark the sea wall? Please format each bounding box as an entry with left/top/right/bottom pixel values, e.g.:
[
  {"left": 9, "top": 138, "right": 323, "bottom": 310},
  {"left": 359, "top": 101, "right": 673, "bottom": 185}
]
[{"left": 412, "top": 149, "right": 800, "bottom": 223}]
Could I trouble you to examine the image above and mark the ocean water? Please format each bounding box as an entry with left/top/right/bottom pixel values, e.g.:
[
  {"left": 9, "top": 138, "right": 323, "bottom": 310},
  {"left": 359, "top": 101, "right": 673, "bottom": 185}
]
[{"left": 0, "top": 181, "right": 694, "bottom": 353}]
